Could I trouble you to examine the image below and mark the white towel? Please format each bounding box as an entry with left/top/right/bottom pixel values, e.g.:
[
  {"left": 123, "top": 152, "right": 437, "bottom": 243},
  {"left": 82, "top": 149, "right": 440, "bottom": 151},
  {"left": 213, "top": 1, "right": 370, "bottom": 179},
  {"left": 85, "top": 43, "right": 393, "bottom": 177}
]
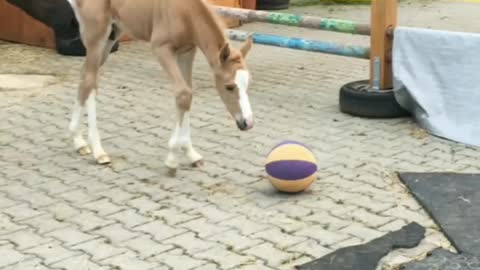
[{"left": 393, "top": 26, "right": 480, "bottom": 146}]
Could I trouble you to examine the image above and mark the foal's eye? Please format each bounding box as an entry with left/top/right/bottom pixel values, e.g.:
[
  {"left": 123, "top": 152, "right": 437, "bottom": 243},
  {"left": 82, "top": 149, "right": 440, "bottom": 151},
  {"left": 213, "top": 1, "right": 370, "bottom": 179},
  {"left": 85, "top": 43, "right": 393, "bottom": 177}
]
[{"left": 225, "top": 85, "right": 236, "bottom": 91}]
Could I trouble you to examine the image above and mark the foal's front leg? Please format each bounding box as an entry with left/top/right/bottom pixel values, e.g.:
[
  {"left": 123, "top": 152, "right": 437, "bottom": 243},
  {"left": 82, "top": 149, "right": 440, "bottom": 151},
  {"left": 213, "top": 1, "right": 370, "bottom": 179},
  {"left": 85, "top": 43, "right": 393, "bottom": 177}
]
[
  {"left": 152, "top": 45, "right": 202, "bottom": 176},
  {"left": 175, "top": 49, "right": 203, "bottom": 166}
]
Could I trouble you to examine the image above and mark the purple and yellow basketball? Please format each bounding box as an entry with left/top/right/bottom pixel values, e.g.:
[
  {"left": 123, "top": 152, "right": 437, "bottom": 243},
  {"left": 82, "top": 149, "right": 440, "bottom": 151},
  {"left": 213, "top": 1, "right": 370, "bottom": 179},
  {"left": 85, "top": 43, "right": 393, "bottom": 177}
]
[{"left": 265, "top": 141, "right": 317, "bottom": 193}]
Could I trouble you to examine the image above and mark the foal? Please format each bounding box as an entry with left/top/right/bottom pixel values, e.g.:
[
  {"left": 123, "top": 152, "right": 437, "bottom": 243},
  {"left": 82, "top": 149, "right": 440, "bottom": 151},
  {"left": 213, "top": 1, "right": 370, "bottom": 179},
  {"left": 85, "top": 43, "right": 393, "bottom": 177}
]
[{"left": 66, "top": 0, "right": 254, "bottom": 175}]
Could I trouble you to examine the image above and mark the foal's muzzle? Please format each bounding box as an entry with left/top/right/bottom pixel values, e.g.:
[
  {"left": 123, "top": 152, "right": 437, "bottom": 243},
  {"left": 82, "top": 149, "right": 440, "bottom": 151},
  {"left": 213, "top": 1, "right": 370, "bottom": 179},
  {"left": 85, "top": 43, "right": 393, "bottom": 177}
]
[{"left": 236, "top": 118, "right": 254, "bottom": 131}]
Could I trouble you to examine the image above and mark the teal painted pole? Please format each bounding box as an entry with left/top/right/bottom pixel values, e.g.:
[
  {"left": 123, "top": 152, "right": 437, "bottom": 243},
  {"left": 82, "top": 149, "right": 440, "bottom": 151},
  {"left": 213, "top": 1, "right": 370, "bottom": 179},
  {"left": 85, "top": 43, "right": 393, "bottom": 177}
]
[
  {"left": 215, "top": 6, "right": 371, "bottom": 36},
  {"left": 226, "top": 30, "right": 370, "bottom": 59}
]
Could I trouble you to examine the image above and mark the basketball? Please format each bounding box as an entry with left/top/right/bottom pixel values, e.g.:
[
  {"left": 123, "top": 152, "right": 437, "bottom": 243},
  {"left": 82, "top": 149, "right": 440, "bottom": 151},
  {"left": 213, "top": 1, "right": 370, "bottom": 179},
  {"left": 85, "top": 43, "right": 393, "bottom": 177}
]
[{"left": 265, "top": 140, "right": 318, "bottom": 193}]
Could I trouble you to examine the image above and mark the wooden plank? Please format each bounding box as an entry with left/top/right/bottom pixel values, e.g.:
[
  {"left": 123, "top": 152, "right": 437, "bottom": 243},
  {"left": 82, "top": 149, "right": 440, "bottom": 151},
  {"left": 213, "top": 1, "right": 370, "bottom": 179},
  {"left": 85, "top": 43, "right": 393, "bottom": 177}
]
[
  {"left": 369, "top": 0, "right": 397, "bottom": 90},
  {"left": 0, "top": 0, "right": 55, "bottom": 49}
]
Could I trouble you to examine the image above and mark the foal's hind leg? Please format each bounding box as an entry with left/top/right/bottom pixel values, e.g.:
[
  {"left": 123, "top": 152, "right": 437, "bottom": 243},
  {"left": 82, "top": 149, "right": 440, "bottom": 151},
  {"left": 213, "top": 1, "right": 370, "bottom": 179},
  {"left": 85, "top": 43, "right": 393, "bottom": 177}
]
[
  {"left": 69, "top": 21, "right": 117, "bottom": 164},
  {"left": 69, "top": 96, "right": 91, "bottom": 155},
  {"left": 68, "top": 25, "right": 121, "bottom": 158}
]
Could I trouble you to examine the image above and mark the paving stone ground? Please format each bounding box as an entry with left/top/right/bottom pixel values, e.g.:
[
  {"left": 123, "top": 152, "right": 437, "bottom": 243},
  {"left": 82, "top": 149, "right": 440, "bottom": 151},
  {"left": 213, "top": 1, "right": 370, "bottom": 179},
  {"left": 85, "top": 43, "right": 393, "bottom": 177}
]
[{"left": 1, "top": 1, "right": 480, "bottom": 269}]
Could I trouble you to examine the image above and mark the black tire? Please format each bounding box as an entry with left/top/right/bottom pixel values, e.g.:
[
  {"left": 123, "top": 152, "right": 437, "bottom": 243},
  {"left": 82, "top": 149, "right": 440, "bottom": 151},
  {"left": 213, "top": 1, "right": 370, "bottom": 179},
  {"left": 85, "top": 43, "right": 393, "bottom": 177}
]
[
  {"left": 54, "top": 17, "right": 120, "bottom": 57},
  {"left": 256, "top": 0, "right": 290, "bottom": 10},
  {"left": 339, "top": 80, "right": 411, "bottom": 118}
]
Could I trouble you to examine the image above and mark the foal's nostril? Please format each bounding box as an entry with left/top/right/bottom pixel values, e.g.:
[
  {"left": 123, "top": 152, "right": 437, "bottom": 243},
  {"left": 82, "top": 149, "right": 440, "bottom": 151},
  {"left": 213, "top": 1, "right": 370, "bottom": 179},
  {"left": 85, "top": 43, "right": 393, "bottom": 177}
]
[{"left": 236, "top": 119, "right": 247, "bottom": 130}]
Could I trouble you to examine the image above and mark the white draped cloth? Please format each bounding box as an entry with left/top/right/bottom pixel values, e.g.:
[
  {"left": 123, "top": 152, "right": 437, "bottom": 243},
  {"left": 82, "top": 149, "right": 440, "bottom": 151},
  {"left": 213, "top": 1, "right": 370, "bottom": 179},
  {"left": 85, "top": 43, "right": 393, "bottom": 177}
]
[{"left": 393, "top": 26, "right": 480, "bottom": 146}]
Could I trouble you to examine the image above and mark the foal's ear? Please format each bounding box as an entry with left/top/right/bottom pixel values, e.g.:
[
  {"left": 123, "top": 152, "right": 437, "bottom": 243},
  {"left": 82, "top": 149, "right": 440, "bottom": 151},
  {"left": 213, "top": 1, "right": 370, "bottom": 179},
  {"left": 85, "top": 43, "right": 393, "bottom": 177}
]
[
  {"left": 240, "top": 36, "right": 253, "bottom": 57},
  {"left": 220, "top": 43, "right": 231, "bottom": 63}
]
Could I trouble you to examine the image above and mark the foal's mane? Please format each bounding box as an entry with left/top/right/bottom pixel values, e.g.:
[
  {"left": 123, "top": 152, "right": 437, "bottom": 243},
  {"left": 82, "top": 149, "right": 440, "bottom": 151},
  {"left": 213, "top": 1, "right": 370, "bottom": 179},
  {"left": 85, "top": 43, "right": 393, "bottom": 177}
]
[{"left": 191, "top": 0, "right": 229, "bottom": 48}]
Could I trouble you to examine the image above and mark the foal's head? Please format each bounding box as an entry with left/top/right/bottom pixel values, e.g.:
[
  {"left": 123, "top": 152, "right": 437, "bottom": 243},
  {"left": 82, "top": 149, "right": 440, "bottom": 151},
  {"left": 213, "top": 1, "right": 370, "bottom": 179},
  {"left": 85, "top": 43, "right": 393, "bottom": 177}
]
[{"left": 214, "top": 38, "right": 254, "bottom": 131}]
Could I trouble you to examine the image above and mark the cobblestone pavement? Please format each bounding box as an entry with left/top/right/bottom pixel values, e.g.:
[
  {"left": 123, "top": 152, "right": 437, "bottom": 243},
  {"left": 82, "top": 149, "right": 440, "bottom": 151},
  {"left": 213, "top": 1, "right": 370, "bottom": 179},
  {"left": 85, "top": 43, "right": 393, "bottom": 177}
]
[{"left": 1, "top": 1, "right": 480, "bottom": 269}]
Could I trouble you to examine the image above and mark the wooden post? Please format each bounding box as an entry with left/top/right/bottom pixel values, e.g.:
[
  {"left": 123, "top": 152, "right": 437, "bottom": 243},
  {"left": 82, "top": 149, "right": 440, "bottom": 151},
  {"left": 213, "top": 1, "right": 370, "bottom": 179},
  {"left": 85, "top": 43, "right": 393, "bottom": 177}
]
[
  {"left": 370, "top": 0, "right": 397, "bottom": 90},
  {"left": 209, "top": 0, "right": 243, "bottom": 28},
  {"left": 242, "top": 0, "right": 257, "bottom": 9}
]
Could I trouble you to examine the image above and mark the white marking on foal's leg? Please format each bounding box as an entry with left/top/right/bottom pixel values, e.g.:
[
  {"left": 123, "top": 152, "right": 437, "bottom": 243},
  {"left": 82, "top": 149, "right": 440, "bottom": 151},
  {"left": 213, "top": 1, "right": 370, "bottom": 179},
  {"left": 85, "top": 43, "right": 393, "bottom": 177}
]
[
  {"left": 165, "top": 112, "right": 203, "bottom": 173},
  {"left": 180, "top": 112, "right": 203, "bottom": 165},
  {"left": 165, "top": 121, "right": 180, "bottom": 171},
  {"left": 69, "top": 100, "right": 91, "bottom": 155},
  {"left": 86, "top": 92, "right": 110, "bottom": 164}
]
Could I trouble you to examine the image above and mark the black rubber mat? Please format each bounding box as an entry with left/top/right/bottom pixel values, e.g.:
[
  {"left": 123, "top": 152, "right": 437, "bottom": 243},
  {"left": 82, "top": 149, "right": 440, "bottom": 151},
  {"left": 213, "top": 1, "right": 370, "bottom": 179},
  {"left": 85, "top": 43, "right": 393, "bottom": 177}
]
[
  {"left": 295, "top": 222, "right": 425, "bottom": 270},
  {"left": 398, "top": 172, "right": 480, "bottom": 255},
  {"left": 401, "top": 248, "right": 479, "bottom": 270}
]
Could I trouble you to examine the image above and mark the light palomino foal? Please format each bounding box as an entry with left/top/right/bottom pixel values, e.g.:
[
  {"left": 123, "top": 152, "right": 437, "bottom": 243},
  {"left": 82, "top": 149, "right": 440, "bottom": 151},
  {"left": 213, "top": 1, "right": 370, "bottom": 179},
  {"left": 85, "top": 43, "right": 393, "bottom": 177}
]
[{"left": 66, "top": 0, "right": 254, "bottom": 176}]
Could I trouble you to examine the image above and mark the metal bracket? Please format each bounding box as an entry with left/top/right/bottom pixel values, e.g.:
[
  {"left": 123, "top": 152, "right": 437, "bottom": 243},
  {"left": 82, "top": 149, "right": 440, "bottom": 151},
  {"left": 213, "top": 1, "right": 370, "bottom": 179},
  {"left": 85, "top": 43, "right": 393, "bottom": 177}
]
[{"left": 372, "top": 56, "right": 381, "bottom": 91}]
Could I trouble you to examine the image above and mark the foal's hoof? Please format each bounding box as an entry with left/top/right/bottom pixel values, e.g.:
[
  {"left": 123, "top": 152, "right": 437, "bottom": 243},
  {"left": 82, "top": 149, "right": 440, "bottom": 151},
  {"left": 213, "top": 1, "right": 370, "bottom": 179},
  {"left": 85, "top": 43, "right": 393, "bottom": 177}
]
[
  {"left": 96, "top": 155, "right": 111, "bottom": 165},
  {"left": 191, "top": 159, "right": 205, "bottom": 168},
  {"left": 77, "top": 145, "right": 92, "bottom": 156},
  {"left": 166, "top": 167, "right": 177, "bottom": 177}
]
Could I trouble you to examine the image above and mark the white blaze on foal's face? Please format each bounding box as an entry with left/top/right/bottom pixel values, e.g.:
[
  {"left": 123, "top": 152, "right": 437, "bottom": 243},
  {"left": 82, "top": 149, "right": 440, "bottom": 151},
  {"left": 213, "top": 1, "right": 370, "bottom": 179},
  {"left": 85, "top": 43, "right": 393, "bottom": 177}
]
[
  {"left": 215, "top": 39, "right": 254, "bottom": 131},
  {"left": 235, "top": 69, "right": 254, "bottom": 130},
  {"left": 215, "top": 67, "right": 254, "bottom": 131}
]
